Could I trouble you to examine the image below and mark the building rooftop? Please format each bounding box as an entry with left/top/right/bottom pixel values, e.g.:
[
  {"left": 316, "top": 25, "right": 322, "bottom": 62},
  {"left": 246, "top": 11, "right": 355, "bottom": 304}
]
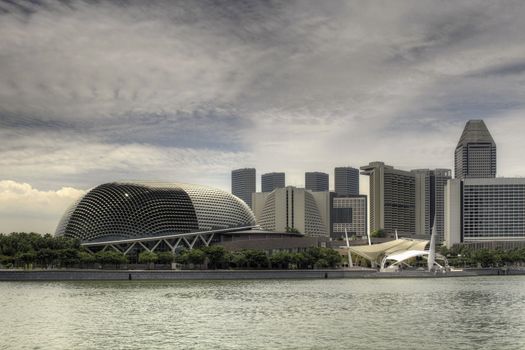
[{"left": 457, "top": 120, "right": 495, "bottom": 147}]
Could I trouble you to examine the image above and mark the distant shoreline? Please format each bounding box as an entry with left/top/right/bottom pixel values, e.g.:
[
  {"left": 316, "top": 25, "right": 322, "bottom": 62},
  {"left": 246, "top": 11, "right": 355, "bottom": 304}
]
[{"left": 1, "top": 268, "right": 524, "bottom": 281}]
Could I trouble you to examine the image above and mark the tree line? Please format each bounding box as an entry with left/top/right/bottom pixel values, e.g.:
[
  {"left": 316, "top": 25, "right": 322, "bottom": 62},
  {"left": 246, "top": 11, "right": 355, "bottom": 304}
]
[
  {"left": 439, "top": 245, "right": 525, "bottom": 268},
  {"left": 0, "top": 232, "right": 342, "bottom": 269}
]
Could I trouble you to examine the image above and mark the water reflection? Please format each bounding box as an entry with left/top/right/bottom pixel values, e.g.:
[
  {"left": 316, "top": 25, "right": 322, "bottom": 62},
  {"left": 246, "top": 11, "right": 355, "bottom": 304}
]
[{"left": 0, "top": 277, "right": 524, "bottom": 349}]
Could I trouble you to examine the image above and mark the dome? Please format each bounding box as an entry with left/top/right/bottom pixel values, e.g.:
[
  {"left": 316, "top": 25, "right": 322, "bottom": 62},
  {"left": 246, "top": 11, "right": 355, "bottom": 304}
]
[{"left": 55, "top": 181, "right": 256, "bottom": 242}]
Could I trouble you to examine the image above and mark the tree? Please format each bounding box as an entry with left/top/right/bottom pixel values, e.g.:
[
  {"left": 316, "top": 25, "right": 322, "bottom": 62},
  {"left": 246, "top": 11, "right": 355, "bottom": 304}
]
[
  {"left": 15, "top": 251, "right": 36, "bottom": 268},
  {"left": 157, "top": 252, "right": 175, "bottom": 265},
  {"left": 243, "top": 249, "right": 268, "bottom": 268},
  {"left": 57, "top": 248, "right": 80, "bottom": 267},
  {"left": 187, "top": 249, "right": 206, "bottom": 267},
  {"left": 371, "top": 229, "right": 385, "bottom": 238},
  {"left": 314, "top": 258, "right": 329, "bottom": 268},
  {"left": 290, "top": 253, "right": 306, "bottom": 269},
  {"left": 231, "top": 251, "right": 247, "bottom": 268},
  {"left": 36, "top": 248, "right": 58, "bottom": 267},
  {"left": 95, "top": 251, "right": 128, "bottom": 268},
  {"left": 175, "top": 251, "right": 189, "bottom": 265},
  {"left": 79, "top": 251, "right": 96, "bottom": 267},
  {"left": 202, "top": 246, "right": 227, "bottom": 269},
  {"left": 138, "top": 251, "right": 158, "bottom": 268},
  {"left": 319, "top": 248, "right": 342, "bottom": 268},
  {"left": 269, "top": 252, "right": 292, "bottom": 269}
]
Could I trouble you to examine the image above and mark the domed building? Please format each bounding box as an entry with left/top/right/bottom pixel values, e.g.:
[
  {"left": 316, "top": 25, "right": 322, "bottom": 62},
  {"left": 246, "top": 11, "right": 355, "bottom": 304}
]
[
  {"left": 56, "top": 182, "right": 256, "bottom": 246},
  {"left": 56, "top": 181, "right": 328, "bottom": 256}
]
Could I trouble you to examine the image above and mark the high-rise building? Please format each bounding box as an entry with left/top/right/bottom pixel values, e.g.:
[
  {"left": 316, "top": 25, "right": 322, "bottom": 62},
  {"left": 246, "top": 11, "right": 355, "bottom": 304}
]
[
  {"left": 445, "top": 178, "right": 525, "bottom": 248},
  {"left": 454, "top": 120, "right": 496, "bottom": 179},
  {"left": 360, "top": 162, "right": 415, "bottom": 236},
  {"left": 331, "top": 194, "right": 367, "bottom": 240},
  {"left": 334, "top": 167, "right": 359, "bottom": 196},
  {"left": 412, "top": 168, "right": 451, "bottom": 242},
  {"left": 305, "top": 172, "right": 329, "bottom": 192},
  {"left": 252, "top": 187, "right": 330, "bottom": 237},
  {"left": 261, "top": 172, "right": 285, "bottom": 192},
  {"left": 231, "top": 168, "right": 256, "bottom": 208}
]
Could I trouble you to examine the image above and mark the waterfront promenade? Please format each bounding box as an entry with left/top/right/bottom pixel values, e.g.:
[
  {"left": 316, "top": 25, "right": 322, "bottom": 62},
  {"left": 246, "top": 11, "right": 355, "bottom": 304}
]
[{"left": 1, "top": 267, "right": 523, "bottom": 281}]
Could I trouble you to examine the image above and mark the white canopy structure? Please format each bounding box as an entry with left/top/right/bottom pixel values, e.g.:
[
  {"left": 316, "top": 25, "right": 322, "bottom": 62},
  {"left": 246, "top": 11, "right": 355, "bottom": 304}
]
[
  {"left": 347, "top": 238, "right": 429, "bottom": 265},
  {"left": 380, "top": 250, "right": 449, "bottom": 272}
]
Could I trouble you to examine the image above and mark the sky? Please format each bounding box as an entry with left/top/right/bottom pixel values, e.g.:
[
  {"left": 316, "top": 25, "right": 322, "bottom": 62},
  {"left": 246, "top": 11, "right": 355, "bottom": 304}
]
[{"left": 2, "top": 0, "right": 525, "bottom": 233}]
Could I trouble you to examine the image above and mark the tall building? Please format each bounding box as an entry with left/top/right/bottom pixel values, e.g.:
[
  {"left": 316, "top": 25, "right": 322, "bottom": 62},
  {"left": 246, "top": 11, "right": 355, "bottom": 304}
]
[
  {"left": 360, "top": 162, "right": 415, "bottom": 236},
  {"left": 445, "top": 178, "right": 525, "bottom": 248},
  {"left": 455, "top": 120, "right": 496, "bottom": 179},
  {"left": 252, "top": 187, "right": 330, "bottom": 237},
  {"left": 231, "top": 168, "right": 256, "bottom": 208},
  {"left": 331, "top": 194, "right": 367, "bottom": 240},
  {"left": 412, "top": 168, "right": 451, "bottom": 242},
  {"left": 334, "top": 167, "right": 359, "bottom": 196},
  {"left": 261, "top": 172, "right": 285, "bottom": 192},
  {"left": 305, "top": 172, "right": 329, "bottom": 192}
]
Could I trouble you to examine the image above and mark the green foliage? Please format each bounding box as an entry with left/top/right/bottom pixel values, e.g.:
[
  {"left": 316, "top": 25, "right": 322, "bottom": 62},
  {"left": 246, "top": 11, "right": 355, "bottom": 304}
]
[
  {"left": 371, "top": 229, "right": 386, "bottom": 238},
  {"left": 230, "top": 251, "right": 247, "bottom": 268},
  {"left": 0, "top": 232, "right": 81, "bottom": 268},
  {"left": 79, "top": 251, "right": 96, "bottom": 265},
  {"left": 444, "top": 245, "right": 525, "bottom": 267},
  {"left": 138, "top": 251, "right": 158, "bottom": 264},
  {"left": 314, "top": 258, "right": 329, "bottom": 268},
  {"left": 187, "top": 249, "right": 206, "bottom": 265},
  {"left": 202, "top": 246, "right": 227, "bottom": 269},
  {"left": 285, "top": 227, "right": 300, "bottom": 233},
  {"left": 156, "top": 252, "right": 175, "bottom": 265},
  {"left": 174, "top": 250, "right": 189, "bottom": 265},
  {"left": 243, "top": 249, "right": 269, "bottom": 268},
  {"left": 95, "top": 251, "right": 128, "bottom": 267},
  {"left": 269, "top": 251, "right": 292, "bottom": 268}
]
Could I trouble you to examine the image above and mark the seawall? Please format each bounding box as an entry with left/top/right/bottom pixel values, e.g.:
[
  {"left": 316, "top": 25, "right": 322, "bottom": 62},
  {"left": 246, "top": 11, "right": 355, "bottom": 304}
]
[{"left": 0, "top": 268, "right": 524, "bottom": 281}]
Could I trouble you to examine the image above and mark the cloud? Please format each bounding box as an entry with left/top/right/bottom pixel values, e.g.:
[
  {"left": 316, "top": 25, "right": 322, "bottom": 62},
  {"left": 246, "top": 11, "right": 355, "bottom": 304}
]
[
  {"left": 0, "top": 180, "right": 85, "bottom": 234},
  {"left": 2, "top": 1, "right": 525, "bottom": 232}
]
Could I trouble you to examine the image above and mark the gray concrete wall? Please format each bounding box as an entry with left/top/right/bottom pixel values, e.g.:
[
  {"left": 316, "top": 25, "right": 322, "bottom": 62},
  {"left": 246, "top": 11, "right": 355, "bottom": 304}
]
[{"left": 0, "top": 268, "right": 523, "bottom": 281}]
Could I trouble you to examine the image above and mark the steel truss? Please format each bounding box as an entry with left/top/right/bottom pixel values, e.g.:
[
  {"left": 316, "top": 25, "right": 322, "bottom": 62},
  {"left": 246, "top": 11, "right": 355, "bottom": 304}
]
[{"left": 81, "top": 226, "right": 257, "bottom": 255}]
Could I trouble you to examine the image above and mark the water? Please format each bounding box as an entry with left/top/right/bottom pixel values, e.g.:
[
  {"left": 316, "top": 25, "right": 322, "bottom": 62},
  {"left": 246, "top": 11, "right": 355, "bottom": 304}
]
[{"left": 0, "top": 276, "right": 524, "bottom": 349}]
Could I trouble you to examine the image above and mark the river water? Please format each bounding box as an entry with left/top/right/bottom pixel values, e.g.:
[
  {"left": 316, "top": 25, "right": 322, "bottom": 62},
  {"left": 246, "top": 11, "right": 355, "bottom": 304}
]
[{"left": 0, "top": 276, "right": 524, "bottom": 349}]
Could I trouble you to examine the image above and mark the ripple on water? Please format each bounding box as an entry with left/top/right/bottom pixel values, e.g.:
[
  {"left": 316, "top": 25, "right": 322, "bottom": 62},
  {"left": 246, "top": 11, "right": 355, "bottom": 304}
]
[{"left": 0, "top": 277, "right": 524, "bottom": 349}]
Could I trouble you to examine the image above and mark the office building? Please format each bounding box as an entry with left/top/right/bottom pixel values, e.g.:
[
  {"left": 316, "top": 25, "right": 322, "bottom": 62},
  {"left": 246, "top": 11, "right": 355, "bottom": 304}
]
[
  {"left": 454, "top": 120, "right": 496, "bottom": 179},
  {"left": 252, "top": 187, "right": 330, "bottom": 237},
  {"left": 444, "top": 178, "right": 525, "bottom": 248},
  {"left": 360, "top": 162, "right": 415, "bottom": 236},
  {"left": 334, "top": 167, "right": 360, "bottom": 196},
  {"left": 231, "top": 168, "right": 256, "bottom": 208},
  {"left": 331, "top": 195, "right": 367, "bottom": 240},
  {"left": 305, "top": 172, "right": 329, "bottom": 192},
  {"left": 261, "top": 172, "right": 285, "bottom": 192},
  {"left": 412, "top": 168, "right": 451, "bottom": 242}
]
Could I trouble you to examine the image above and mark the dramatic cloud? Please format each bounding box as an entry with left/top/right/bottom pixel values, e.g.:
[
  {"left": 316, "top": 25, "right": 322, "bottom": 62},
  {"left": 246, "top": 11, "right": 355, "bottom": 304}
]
[
  {"left": 2, "top": 0, "right": 525, "bottom": 232},
  {"left": 0, "top": 180, "right": 85, "bottom": 233}
]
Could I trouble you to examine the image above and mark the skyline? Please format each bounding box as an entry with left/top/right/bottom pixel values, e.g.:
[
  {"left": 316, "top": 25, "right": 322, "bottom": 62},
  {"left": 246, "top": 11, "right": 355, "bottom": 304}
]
[{"left": 2, "top": 0, "right": 525, "bottom": 233}]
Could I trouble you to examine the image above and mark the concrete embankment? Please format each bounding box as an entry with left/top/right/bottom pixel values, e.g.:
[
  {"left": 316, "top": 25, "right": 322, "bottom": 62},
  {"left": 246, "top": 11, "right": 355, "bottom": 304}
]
[{"left": 0, "top": 268, "right": 524, "bottom": 281}]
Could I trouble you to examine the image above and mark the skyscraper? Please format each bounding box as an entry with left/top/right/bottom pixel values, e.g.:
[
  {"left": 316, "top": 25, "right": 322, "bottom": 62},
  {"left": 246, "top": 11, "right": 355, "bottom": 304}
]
[
  {"left": 231, "top": 168, "right": 256, "bottom": 208},
  {"left": 334, "top": 167, "right": 359, "bottom": 196},
  {"left": 360, "top": 162, "right": 415, "bottom": 236},
  {"left": 331, "top": 194, "right": 367, "bottom": 240},
  {"left": 261, "top": 172, "right": 285, "bottom": 192},
  {"left": 454, "top": 120, "right": 496, "bottom": 179},
  {"left": 412, "top": 168, "right": 451, "bottom": 242},
  {"left": 305, "top": 172, "right": 329, "bottom": 192}
]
